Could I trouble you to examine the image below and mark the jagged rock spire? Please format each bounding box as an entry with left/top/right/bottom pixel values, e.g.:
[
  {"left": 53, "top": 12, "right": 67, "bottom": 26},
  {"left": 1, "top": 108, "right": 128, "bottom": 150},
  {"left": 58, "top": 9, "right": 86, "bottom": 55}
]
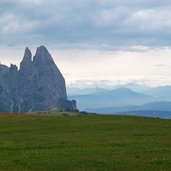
[
  {"left": 20, "top": 47, "right": 32, "bottom": 71},
  {"left": 23, "top": 47, "right": 32, "bottom": 62},
  {"left": 9, "top": 64, "right": 18, "bottom": 73},
  {"left": 33, "top": 45, "right": 53, "bottom": 65}
]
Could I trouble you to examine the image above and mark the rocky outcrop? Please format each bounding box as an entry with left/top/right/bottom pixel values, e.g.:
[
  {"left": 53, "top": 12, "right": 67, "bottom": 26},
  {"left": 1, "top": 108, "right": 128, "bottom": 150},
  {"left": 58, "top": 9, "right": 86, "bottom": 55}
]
[{"left": 0, "top": 46, "right": 76, "bottom": 113}]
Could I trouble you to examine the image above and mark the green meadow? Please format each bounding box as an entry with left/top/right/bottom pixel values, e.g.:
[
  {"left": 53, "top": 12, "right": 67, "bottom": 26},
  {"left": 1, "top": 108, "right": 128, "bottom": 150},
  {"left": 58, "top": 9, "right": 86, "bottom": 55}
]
[{"left": 0, "top": 113, "right": 171, "bottom": 171}]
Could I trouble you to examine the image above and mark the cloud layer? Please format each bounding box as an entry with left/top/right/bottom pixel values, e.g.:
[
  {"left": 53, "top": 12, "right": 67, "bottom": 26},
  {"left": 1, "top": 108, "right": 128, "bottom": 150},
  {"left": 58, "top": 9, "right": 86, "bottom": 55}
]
[
  {"left": 1, "top": 0, "right": 171, "bottom": 87},
  {"left": 1, "top": 0, "right": 171, "bottom": 49}
]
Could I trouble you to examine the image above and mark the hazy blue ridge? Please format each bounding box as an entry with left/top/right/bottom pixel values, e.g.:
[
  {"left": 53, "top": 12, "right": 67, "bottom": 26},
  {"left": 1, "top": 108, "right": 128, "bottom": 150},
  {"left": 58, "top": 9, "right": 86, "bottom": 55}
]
[{"left": 69, "top": 88, "right": 155, "bottom": 111}]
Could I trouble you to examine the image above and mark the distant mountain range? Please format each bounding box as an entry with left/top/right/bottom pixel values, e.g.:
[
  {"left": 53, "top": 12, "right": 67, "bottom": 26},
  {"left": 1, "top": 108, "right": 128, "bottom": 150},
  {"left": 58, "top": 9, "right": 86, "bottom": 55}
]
[
  {"left": 143, "top": 86, "right": 171, "bottom": 100},
  {"left": 67, "top": 83, "right": 148, "bottom": 96},
  {"left": 87, "top": 101, "right": 171, "bottom": 114},
  {"left": 67, "top": 87, "right": 107, "bottom": 96},
  {"left": 69, "top": 88, "right": 155, "bottom": 110},
  {"left": 68, "top": 85, "right": 171, "bottom": 118}
]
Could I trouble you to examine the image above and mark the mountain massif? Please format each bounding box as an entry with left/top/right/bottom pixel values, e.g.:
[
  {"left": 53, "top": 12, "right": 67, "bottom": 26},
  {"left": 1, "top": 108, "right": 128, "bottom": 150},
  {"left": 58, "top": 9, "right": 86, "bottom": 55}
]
[
  {"left": 68, "top": 86, "right": 171, "bottom": 118},
  {"left": 0, "top": 46, "right": 76, "bottom": 113},
  {"left": 69, "top": 88, "right": 154, "bottom": 110}
]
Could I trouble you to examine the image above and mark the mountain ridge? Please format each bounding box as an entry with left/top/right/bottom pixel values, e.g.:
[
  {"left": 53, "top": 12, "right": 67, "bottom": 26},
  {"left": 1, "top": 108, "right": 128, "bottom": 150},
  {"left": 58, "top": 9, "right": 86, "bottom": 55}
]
[
  {"left": 69, "top": 87, "right": 154, "bottom": 110},
  {"left": 87, "top": 101, "right": 171, "bottom": 115}
]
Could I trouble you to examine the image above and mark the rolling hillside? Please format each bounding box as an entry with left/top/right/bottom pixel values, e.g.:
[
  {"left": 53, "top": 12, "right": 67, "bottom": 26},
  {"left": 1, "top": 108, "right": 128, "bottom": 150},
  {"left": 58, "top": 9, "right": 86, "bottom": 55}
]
[{"left": 0, "top": 114, "right": 171, "bottom": 171}]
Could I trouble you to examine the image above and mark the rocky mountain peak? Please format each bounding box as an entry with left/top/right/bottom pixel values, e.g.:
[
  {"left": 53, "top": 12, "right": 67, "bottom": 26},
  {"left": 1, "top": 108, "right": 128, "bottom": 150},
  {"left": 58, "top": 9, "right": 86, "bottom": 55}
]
[
  {"left": 20, "top": 47, "right": 32, "bottom": 71},
  {"left": 23, "top": 47, "right": 32, "bottom": 62},
  {"left": 0, "top": 46, "right": 76, "bottom": 113},
  {"left": 9, "top": 64, "right": 18, "bottom": 73},
  {"left": 33, "top": 45, "right": 53, "bottom": 65}
]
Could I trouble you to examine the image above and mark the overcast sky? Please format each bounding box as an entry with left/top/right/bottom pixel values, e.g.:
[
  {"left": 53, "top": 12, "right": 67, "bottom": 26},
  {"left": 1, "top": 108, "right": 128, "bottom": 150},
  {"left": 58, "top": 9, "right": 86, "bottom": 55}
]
[{"left": 0, "top": 0, "right": 171, "bottom": 88}]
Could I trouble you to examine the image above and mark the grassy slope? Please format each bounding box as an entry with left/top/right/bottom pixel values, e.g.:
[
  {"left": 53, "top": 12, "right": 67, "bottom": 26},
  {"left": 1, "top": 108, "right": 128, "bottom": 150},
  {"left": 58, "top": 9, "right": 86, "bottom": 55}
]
[{"left": 0, "top": 114, "right": 171, "bottom": 171}]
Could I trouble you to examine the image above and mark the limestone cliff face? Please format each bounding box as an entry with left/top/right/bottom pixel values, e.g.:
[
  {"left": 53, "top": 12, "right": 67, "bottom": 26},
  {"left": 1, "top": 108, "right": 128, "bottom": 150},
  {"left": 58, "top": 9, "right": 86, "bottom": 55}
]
[{"left": 0, "top": 46, "right": 76, "bottom": 112}]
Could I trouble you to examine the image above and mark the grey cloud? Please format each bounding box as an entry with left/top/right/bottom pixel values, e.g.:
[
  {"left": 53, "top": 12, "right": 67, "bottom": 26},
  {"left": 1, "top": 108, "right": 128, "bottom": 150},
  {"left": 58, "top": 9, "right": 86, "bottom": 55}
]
[
  {"left": 155, "top": 64, "right": 167, "bottom": 67},
  {"left": 0, "top": 0, "right": 171, "bottom": 50}
]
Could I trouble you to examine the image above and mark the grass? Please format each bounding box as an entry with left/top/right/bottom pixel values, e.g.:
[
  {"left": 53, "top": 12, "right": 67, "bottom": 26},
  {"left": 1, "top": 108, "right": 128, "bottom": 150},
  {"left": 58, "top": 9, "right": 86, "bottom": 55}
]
[{"left": 0, "top": 113, "right": 171, "bottom": 170}]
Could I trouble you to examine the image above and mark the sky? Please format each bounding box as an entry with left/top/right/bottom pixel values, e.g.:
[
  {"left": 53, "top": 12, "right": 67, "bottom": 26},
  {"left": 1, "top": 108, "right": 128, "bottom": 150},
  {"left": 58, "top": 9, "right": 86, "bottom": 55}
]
[{"left": 0, "top": 0, "right": 171, "bottom": 88}]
